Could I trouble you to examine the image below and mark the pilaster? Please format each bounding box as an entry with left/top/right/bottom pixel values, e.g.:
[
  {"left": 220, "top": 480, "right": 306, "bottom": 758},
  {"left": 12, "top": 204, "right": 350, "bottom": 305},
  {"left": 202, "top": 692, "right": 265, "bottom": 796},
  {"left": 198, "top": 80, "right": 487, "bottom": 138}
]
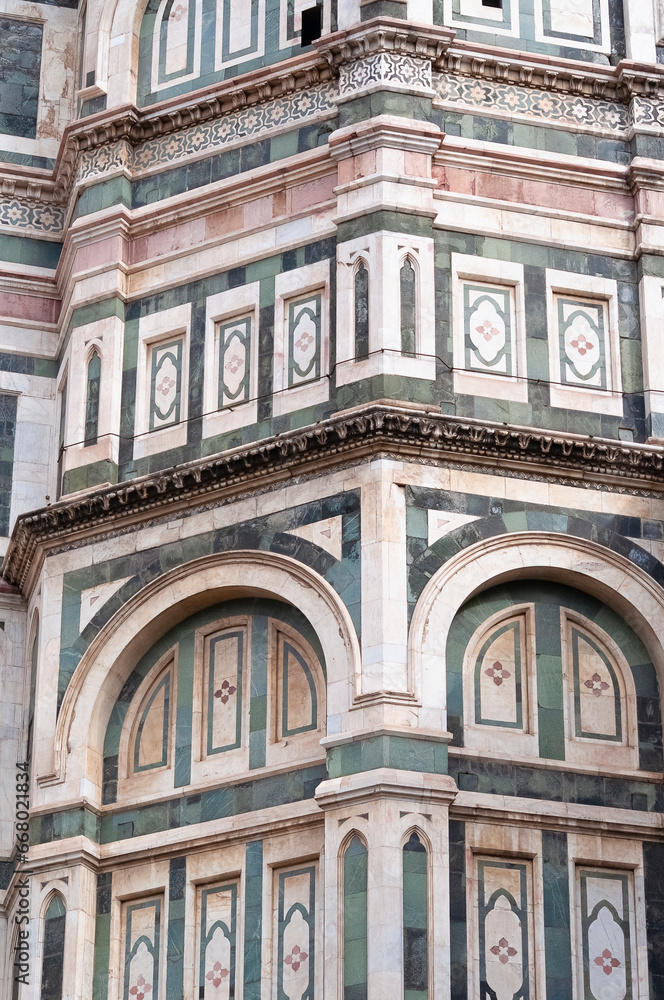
[
  {"left": 623, "top": 0, "right": 658, "bottom": 64},
  {"left": 358, "top": 461, "right": 410, "bottom": 699},
  {"left": 317, "top": 768, "right": 458, "bottom": 1000}
]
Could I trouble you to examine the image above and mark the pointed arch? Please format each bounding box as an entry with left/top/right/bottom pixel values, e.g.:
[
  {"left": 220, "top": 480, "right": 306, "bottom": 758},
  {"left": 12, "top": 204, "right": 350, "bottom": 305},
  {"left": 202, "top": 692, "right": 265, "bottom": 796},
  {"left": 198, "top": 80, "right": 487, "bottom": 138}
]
[
  {"left": 342, "top": 834, "right": 368, "bottom": 1000},
  {"left": 84, "top": 348, "right": 101, "bottom": 447},
  {"left": 353, "top": 257, "right": 370, "bottom": 360},
  {"left": 399, "top": 254, "right": 418, "bottom": 356},
  {"left": 40, "top": 893, "right": 66, "bottom": 1000}
]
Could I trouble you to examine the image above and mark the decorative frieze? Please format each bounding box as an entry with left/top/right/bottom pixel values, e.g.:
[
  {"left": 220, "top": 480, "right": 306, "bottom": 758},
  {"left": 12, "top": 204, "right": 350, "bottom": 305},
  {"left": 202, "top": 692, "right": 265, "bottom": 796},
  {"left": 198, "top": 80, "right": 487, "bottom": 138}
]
[
  {"left": 77, "top": 139, "right": 133, "bottom": 182},
  {"left": 338, "top": 52, "right": 433, "bottom": 98},
  {"left": 436, "top": 73, "right": 628, "bottom": 137},
  {"left": 5, "top": 35, "right": 664, "bottom": 237},
  {"left": 318, "top": 20, "right": 453, "bottom": 101},
  {"left": 132, "top": 85, "right": 336, "bottom": 173},
  {"left": 0, "top": 199, "right": 65, "bottom": 235}
]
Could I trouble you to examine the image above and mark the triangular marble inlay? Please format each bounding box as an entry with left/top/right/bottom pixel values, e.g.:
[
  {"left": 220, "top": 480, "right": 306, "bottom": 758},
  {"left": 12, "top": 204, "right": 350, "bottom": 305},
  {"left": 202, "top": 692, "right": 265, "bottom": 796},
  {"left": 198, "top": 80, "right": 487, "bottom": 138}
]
[
  {"left": 285, "top": 516, "right": 343, "bottom": 561},
  {"left": 427, "top": 509, "right": 480, "bottom": 547},
  {"left": 79, "top": 577, "right": 134, "bottom": 632}
]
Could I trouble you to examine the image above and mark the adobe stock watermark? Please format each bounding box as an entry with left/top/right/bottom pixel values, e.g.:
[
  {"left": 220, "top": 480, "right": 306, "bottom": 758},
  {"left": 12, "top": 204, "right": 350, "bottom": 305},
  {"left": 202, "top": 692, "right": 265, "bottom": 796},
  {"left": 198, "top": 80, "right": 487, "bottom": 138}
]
[{"left": 13, "top": 760, "right": 31, "bottom": 989}]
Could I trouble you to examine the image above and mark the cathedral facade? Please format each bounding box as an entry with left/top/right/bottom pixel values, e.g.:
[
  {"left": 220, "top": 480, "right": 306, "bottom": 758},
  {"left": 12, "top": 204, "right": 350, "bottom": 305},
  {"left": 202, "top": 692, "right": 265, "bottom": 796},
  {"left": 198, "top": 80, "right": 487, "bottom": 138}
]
[{"left": 1, "top": 0, "right": 664, "bottom": 998}]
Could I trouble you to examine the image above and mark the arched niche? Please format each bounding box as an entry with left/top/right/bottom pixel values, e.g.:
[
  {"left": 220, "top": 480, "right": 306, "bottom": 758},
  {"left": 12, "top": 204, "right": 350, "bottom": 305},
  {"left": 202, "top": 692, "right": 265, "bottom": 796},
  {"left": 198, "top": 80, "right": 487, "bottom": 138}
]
[
  {"left": 53, "top": 550, "right": 360, "bottom": 801},
  {"left": 409, "top": 531, "right": 664, "bottom": 733}
]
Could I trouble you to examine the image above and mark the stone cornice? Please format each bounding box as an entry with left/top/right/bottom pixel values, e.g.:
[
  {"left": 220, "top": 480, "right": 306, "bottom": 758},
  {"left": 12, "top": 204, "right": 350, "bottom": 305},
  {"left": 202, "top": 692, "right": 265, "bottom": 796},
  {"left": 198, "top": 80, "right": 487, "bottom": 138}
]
[
  {"left": 441, "top": 42, "right": 664, "bottom": 102},
  {"left": 315, "top": 16, "right": 455, "bottom": 70},
  {"left": 4, "top": 402, "right": 664, "bottom": 593},
  {"left": 21, "top": 50, "right": 333, "bottom": 207},
  {"left": 452, "top": 791, "right": 664, "bottom": 841},
  {"left": 315, "top": 768, "right": 459, "bottom": 809},
  {"left": 0, "top": 170, "right": 59, "bottom": 205},
  {"left": 434, "top": 137, "right": 629, "bottom": 193}
]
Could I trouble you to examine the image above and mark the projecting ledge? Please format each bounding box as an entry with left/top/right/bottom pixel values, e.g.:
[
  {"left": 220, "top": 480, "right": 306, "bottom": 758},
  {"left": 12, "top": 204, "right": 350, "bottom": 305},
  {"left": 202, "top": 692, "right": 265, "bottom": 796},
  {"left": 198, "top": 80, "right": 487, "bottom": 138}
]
[{"left": 315, "top": 767, "right": 458, "bottom": 809}]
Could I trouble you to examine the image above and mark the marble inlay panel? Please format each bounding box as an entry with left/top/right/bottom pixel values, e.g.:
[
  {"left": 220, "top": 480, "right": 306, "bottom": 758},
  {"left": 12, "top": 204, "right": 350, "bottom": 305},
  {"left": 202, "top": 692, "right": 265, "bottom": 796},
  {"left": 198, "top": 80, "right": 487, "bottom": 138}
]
[{"left": 123, "top": 899, "right": 162, "bottom": 1000}]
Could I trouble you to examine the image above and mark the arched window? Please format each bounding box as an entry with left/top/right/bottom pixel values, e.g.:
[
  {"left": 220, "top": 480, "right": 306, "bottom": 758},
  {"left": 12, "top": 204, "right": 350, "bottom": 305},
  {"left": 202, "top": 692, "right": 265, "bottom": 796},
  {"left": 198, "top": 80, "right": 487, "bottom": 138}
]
[
  {"left": 84, "top": 349, "right": 101, "bottom": 446},
  {"left": 563, "top": 615, "right": 624, "bottom": 747},
  {"left": 123, "top": 899, "right": 161, "bottom": 1000},
  {"left": 473, "top": 612, "right": 528, "bottom": 732},
  {"left": 198, "top": 883, "right": 237, "bottom": 998},
  {"left": 344, "top": 836, "right": 368, "bottom": 1000},
  {"left": 403, "top": 833, "right": 428, "bottom": 998},
  {"left": 476, "top": 858, "right": 531, "bottom": 1000},
  {"left": 40, "top": 895, "right": 65, "bottom": 1000},
  {"left": 354, "top": 261, "right": 369, "bottom": 360},
  {"left": 272, "top": 623, "right": 322, "bottom": 741},
  {"left": 131, "top": 663, "right": 173, "bottom": 774},
  {"left": 400, "top": 258, "right": 416, "bottom": 356}
]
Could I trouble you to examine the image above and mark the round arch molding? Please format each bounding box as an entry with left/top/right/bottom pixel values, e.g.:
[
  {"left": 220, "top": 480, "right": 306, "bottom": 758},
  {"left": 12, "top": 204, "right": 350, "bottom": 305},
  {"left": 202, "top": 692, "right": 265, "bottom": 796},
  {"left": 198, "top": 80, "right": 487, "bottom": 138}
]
[
  {"left": 90, "top": 0, "right": 148, "bottom": 108},
  {"left": 54, "top": 550, "right": 361, "bottom": 800},
  {"left": 409, "top": 531, "right": 664, "bottom": 721}
]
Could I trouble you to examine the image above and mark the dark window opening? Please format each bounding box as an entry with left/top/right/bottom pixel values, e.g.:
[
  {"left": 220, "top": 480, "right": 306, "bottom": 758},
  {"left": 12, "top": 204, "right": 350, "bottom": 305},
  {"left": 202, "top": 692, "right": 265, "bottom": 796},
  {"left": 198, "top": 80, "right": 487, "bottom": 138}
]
[
  {"left": 301, "top": 5, "right": 322, "bottom": 46},
  {"left": 354, "top": 262, "right": 369, "bottom": 360},
  {"left": 482, "top": 0, "right": 502, "bottom": 7}
]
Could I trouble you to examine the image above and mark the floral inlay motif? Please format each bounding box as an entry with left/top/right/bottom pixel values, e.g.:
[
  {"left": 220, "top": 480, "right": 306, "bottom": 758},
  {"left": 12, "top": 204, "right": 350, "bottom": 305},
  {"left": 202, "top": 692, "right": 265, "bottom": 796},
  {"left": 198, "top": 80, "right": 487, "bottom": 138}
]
[
  {"left": 129, "top": 976, "right": 152, "bottom": 999},
  {"left": 284, "top": 944, "right": 308, "bottom": 972},
  {"left": 205, "top": 961, "right": 230, "bottom": 987},
  {"left": 0, "top": 199, "right": 65, "bottom": 236},
  {"left": 594, "top": 949, "right": 621, "bottom": 976},
  {"left": 486, "top": 661, "right": 511, "bottom": 686},
  {"left": 476, "top": 319, "right": 502, "bottom": 342},
  {"left": 295, "top": 331, "right": 315, "bottom": 353},
  {"left": 490, "top": 937, "right": 518, "bottom": 965},
  {"left": 568, "top": 333, "right": 595, "bottom": 358},
  {"left": 584, "top": 672, "right": 610, "bottom": 697},
  {"left": 156, "top": 374, "right": 175, "bottom": 396},
  {"left": 214, "top": 679, "right": 236, "bottom": 704}
]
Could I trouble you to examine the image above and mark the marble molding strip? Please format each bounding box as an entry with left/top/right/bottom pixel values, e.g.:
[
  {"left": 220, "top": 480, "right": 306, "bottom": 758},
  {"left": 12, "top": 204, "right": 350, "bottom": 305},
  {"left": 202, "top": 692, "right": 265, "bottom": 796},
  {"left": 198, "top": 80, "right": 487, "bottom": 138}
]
[{"left": 4, "top": 402, "right": 664, "bottom": 591}]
